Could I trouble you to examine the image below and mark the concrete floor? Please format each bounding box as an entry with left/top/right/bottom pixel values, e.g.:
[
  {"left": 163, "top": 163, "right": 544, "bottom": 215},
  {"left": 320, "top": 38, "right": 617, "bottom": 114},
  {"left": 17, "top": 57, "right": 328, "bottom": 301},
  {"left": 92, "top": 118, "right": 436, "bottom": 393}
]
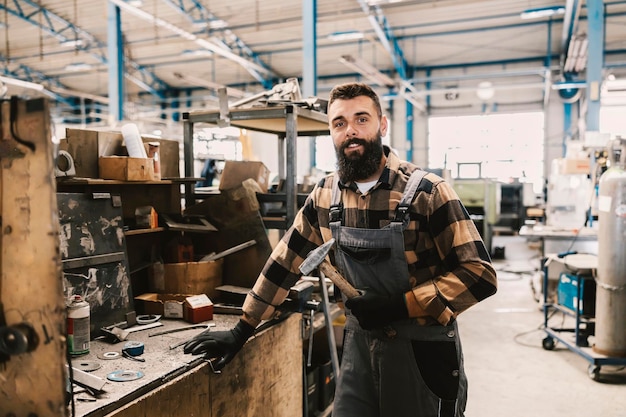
[{"left": 460, "top": 235, "right": 626, "bottom": 417}]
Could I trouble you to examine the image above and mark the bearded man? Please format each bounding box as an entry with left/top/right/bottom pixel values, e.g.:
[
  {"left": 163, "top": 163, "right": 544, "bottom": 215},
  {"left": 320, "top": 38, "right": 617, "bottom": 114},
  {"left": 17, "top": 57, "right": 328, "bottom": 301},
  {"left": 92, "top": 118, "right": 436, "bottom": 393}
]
[{"left": 185, "top": 82, "right": 497, "bottom": 417}]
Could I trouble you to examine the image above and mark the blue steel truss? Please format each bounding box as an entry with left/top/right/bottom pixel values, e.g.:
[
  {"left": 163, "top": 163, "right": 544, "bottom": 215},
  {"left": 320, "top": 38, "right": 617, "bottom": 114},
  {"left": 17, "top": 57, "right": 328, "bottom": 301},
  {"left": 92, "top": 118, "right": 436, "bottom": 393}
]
[
  {"left": 162, "top": 0, "right": 275, "bottom": 89},
  {"left": 1, "top": 0, "right": 169, "bottom": 97}
]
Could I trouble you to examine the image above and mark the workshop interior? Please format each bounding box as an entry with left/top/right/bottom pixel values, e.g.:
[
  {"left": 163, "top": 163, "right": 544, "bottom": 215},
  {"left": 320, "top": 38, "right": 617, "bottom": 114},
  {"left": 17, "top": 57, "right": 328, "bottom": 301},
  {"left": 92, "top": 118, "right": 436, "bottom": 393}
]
[{"left": 2, "top": 1, "right": 626, "bottom": 416}]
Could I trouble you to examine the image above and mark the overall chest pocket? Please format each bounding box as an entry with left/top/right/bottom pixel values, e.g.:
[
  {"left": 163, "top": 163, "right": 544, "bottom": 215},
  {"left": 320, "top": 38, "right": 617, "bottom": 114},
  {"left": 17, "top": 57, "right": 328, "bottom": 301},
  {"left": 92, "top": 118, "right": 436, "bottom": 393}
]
[{"left": 339, "top": 244, "right": 391, "bottom": 265}]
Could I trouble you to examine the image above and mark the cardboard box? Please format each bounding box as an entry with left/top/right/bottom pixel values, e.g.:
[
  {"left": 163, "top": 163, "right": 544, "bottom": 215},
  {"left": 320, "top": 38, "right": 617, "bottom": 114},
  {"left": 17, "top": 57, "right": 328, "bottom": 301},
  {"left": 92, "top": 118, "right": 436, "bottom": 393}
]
[
  {"left": 150, "top": 259, "right": 223, "bottom": 300},
  {"left": 99, "top": 156, "right": 155, "bottom": 181},
  {"left": 184, "top": 294, "right": 214, "bottom": 323},
  {"left": 134, "top": 293, "right": 214, "bottom": 323},
  {"left": 219, "top": 160, "right": 270, "bottom": 192},
  {"left": 66, "top": 128, "right": 125, "bottom": 178},
  {"left": 64, "top": 128, "right": 180, "bottom": 179},
  {"left": 135, "top": 293, "right": 188, "bottom": 319},
  {"left": 558, "top": 158, "right": 591, "bottom": 175}
]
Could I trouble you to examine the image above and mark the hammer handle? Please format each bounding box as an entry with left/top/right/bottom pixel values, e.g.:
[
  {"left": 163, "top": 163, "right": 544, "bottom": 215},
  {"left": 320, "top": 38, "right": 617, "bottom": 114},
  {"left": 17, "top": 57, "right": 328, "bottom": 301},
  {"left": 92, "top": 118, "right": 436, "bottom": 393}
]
[
  {"left": 318, "top": 260, "right": 360, "bottom": 299},
  {"left": 319, "top": 260, "right": 398, "bottom": 339}
]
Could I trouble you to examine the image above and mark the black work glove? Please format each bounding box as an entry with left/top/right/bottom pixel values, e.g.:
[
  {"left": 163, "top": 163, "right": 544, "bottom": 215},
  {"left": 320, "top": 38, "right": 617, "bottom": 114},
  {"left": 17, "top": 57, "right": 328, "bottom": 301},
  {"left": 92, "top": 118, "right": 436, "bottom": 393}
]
[
  {"left": 345, "top": 290, "right": 408, "bottom": 330},
  {"left": 183, "top": 319, "right": 255, "bottom": 370}
]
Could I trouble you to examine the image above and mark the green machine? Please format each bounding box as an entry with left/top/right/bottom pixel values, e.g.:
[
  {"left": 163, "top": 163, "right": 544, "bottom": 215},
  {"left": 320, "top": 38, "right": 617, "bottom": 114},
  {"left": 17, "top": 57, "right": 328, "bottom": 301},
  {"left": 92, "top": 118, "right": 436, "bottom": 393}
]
[{"left": 452, "top": 178, "right": 501, "bottom": 256}]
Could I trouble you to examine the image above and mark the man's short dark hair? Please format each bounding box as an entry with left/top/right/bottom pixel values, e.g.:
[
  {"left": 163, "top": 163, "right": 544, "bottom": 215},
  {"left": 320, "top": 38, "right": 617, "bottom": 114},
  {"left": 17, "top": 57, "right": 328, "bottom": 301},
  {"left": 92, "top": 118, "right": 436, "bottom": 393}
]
[{"left": 328, "top": 82, "right": 383, "bottom": 118}]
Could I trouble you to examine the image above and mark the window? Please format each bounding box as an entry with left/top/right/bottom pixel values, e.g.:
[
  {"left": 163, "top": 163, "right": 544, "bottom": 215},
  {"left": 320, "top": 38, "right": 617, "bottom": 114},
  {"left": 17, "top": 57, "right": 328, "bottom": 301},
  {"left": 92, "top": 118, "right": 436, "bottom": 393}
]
[
  {"left": 428, "top": 112, "right": 545, "bottom": 194},
  {"left": 600, "top": 106, "right": 626, "bottom": 138}
]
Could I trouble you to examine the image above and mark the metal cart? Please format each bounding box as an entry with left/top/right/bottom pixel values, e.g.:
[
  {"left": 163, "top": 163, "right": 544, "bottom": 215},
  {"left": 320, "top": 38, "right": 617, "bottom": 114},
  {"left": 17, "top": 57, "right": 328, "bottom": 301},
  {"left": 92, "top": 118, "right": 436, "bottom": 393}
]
[{"left": 541, "top": 253, "right": 626, "bottom": 380}]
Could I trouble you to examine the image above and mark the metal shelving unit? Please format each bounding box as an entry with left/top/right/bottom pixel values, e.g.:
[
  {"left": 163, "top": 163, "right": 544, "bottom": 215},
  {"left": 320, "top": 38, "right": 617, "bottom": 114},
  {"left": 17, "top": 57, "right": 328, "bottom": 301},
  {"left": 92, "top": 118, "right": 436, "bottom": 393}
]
[{"left": 182, "top": 104, "right": 329, "bottom": 229}]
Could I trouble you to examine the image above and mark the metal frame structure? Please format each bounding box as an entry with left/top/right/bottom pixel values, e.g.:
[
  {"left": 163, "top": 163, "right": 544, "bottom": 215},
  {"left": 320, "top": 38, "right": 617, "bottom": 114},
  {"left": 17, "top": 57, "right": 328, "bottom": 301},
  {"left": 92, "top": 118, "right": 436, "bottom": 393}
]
[{"left": 182, "top": 104, "right": 329, "bottom": 227}]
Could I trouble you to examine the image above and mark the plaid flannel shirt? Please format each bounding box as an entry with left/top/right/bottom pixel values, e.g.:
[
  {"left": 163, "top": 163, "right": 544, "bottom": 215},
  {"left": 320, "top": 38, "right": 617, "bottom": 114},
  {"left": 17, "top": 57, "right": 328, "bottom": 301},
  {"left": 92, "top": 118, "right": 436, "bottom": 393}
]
[{"left": 242, "top": 147, "right": 497, "bottom": 327}]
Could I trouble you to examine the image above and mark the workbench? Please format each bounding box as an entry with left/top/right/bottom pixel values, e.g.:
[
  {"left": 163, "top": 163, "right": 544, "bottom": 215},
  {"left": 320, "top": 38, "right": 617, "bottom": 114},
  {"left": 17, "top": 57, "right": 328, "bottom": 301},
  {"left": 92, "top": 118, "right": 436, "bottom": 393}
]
[
  {"left": 70, "top": 313, "right": 302, "bottom": 417},
  {"left": 518, "top": 224, "right": 598, "bottom": 257}
]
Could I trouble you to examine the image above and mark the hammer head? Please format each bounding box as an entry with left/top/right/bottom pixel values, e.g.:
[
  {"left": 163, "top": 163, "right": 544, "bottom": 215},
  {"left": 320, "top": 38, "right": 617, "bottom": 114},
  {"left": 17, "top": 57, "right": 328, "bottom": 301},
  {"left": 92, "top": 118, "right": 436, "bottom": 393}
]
[{"left": 299, "top": 238, "right": 335, "bottom": 276}]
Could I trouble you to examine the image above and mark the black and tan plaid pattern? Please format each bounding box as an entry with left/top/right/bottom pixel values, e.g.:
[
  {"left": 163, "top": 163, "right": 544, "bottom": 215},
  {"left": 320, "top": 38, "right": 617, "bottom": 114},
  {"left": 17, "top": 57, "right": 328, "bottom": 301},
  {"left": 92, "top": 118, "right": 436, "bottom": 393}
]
[{"left": 243, "top": 147, "right": 497, "bottom": 326}]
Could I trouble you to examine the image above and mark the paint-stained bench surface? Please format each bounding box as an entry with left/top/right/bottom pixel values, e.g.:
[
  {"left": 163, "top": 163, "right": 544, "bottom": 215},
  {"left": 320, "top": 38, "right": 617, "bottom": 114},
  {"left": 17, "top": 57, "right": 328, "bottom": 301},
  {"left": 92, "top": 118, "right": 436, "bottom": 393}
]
[{"left": 72, "top": 313, "right": 302, "bottom": 417}]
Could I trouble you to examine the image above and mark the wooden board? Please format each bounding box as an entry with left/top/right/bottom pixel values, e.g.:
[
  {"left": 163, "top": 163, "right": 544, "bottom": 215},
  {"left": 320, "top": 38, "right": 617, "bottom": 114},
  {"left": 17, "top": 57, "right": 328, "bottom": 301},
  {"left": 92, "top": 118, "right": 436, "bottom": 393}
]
[
  {"left": 58, "top": 192, "right": 134, "bottom": 338},
  {"left": 0, "top": 98, "right": 67, "bottom": 416},
  {"left": 70, "top": 314, "right": 302, "bottom": 417},
  {"left": 56, "top": 180, "right": 183, "bottom": 226},
  {"left": 184, "top": 181, "right": 273, "bottom": 289},
  {"left": 64, "top": 128, "right": 181, "bottom": 180}
]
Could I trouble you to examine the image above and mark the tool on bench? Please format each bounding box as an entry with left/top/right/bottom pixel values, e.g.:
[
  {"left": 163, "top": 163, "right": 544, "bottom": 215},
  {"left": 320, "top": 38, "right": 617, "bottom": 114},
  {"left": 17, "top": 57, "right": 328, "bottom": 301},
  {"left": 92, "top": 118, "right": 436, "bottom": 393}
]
[
  {"left": 100, "top": 311, "right": 163, "bottom": 342},
  {"left": 148, "top": 323, "right": 213, "bottom": 337},
  {"left": 147, "top": 323, "right": 215, "bottom": 350},
  {"left": 299, "top": 238, "right": 397, "bottom": 340}
]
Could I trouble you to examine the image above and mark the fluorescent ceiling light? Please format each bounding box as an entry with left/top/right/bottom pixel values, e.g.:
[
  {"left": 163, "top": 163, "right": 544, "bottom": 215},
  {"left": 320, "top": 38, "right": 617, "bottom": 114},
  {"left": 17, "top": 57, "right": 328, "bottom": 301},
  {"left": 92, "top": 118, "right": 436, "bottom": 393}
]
[
  {"left": 552, "top": 80, "right": 586, "bottom": 90},
  {"left": 208, "top": 19, "right": 228, "bottom": 29},
  {"left": 520, "top": 6, "right": 565, "bottom": 20},
  {"left": 181, "top": 49, "right": 213, "bottom": 57},
  {"left": 0, "top": 75, "right": 45, "bottom": 92},
  {"left": 328, "top": 31, "right": 364, "bottom": 42},
  {"left": 60, "top": 39, "right": 84, "bottom": 48},
  {"left": 339, "top": 54, "right": 395, "bottom": 87},
  {"left": 65, "top": 62, "right": 93, "bottom": 72},
  {"left": 193, "top": 19, "right": 228, "bottom": 29},
  {"left": 367, "top": 0, "right": 405, "bottom": 5},
  {"left": 564, "top": 34, "right": 588, "bottom": 73},
  {"left": 173, "top": 72, "right": 247, "bottom": 98}
]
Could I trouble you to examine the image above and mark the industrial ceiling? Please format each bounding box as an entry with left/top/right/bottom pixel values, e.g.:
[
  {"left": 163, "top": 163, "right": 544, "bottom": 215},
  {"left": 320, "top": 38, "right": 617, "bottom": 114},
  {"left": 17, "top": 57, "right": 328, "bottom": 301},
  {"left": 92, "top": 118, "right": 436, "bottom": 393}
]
[{"left": 1, "top": 0, "right": 626, "bottom": 127}]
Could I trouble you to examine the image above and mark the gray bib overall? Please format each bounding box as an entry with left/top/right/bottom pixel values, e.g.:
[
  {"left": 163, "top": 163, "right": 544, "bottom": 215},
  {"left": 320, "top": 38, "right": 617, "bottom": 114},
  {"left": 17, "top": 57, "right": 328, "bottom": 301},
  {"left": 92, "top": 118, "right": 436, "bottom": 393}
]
[{"left": 330, "top": 170, "right": 468, "bottom": 417}]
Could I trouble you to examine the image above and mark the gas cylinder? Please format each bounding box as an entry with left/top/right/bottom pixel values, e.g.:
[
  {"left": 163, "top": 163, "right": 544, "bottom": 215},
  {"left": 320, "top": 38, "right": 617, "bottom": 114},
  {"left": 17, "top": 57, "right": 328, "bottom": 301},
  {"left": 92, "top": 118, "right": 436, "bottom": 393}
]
[
  {"left": 67, "top": 295, "right": 90, "bottom": 356},
  {"left": 595, "top": 137, "right": 626, "bottom": 357}
]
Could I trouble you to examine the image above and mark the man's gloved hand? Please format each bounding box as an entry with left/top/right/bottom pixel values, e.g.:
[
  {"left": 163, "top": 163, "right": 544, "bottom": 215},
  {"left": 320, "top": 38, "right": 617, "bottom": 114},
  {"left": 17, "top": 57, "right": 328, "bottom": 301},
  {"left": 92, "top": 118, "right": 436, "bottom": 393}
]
[
  {"left": 183, "top": 319, "right": 255, "bottom": 370},
  {"left": 344, "top": 290, "right": 408, "bottom": 330}
]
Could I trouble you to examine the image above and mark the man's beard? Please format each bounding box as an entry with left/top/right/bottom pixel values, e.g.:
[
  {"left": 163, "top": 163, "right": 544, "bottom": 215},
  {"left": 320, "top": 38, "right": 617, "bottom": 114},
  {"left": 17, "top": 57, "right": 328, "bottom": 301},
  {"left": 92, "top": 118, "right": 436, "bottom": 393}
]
[{"left": 335, "top": 134, "right": 384, "bottom": 183}]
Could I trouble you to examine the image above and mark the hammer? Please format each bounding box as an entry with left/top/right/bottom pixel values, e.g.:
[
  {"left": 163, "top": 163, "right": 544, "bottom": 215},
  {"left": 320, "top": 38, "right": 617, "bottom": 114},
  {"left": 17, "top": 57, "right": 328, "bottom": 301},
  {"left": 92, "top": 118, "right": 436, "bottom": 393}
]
[
  {"left": 299, "top": 238, "right": 397, "bottom": 338},
  {"left": 299, "top": 238, "right": 360, "bottom": 298}
]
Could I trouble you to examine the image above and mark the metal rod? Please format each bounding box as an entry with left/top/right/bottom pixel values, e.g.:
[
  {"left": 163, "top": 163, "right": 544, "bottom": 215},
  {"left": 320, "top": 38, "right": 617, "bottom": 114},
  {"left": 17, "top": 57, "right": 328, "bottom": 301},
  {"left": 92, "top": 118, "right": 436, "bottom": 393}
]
[{"left": 319, "top": 272, "right": 340, "bottom": 378}]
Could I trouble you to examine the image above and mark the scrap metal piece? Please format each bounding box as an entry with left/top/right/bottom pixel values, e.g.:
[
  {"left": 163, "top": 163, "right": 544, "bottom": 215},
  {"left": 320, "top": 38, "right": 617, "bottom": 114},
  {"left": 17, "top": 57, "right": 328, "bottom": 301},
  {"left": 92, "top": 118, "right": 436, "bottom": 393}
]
[
  {"left": 66, "top": 364, "right": 107, "bottom": 392},
  {"left": 200, "top": 240, "right": 256, "bottom": 261},
  {"left": 148, "top": 323, "right": 213, "bottom": 337}
]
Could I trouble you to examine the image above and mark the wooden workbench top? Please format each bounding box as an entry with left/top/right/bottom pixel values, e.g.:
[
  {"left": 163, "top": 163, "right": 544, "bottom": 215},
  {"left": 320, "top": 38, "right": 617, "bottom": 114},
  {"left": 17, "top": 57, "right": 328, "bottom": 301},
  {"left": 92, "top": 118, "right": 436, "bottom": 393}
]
[{"left": 70, "top": 313, "right": 301, "bottom": 417}]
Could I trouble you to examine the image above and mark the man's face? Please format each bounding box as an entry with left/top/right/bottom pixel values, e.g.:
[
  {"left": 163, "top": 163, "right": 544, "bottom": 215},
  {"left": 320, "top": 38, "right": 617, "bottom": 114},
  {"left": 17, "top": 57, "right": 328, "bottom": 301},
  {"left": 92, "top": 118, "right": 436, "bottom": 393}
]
[{"left": 328, "top": 95, "right": 388, "bottom": 182}]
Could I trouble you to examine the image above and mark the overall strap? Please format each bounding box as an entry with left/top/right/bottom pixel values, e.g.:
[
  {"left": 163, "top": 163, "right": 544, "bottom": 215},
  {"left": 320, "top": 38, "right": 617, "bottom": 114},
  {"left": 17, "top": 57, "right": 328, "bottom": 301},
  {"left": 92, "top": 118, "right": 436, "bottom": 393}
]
[
  {"left": 393, "top": 169, "right": 427, "bottom": 227},
  {"left": 329, "top": 173, "right": 342, "bottom": 224}
]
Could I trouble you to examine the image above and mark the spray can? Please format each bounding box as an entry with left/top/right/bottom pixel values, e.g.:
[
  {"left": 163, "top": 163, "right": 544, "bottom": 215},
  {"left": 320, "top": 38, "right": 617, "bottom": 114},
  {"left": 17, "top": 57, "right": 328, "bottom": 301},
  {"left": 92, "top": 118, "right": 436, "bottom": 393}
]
[{"left": 67, "top": 295, "right": 90, "bottom": 356}]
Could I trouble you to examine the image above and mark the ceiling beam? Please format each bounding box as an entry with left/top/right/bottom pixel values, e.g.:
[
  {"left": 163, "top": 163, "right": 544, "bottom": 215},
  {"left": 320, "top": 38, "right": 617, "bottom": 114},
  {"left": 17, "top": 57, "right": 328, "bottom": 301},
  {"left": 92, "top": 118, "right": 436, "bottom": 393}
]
[
  {"left": 162, "top": 0, "right": 275, "bottom": 89},
  {"left": 356, "top": 0, "right": 426, "bottom": 112},
  {"left": 1, "top": 0, "right": 169, "bottom": 96},
  {"left": 109, "top": 0, "right": 276, "bottom": 86}
]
